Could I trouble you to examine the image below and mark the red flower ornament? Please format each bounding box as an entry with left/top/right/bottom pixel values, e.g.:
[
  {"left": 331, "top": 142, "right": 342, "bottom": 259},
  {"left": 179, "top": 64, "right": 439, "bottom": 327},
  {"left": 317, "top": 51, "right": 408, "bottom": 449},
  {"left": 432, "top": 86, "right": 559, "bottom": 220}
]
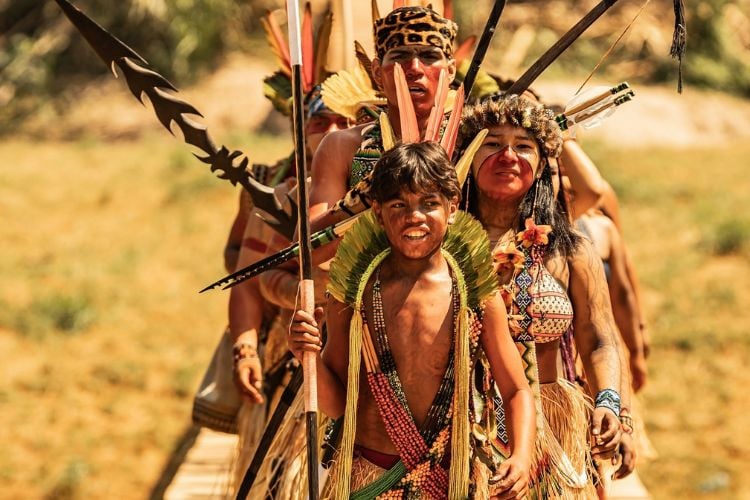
[
  {"left": 493, "top": 240, "right": 526, "bottom": 273},
  {"left": 517, "top": 217, "right": 552, "bottom": 248}
]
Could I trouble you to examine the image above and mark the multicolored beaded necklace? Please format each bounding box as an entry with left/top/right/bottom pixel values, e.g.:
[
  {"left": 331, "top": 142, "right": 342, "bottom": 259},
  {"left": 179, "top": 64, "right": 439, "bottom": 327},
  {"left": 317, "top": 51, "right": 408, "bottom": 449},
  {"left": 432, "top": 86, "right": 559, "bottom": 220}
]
[{"left": 359, "top": 270, "right": 460, "bottom": 498}]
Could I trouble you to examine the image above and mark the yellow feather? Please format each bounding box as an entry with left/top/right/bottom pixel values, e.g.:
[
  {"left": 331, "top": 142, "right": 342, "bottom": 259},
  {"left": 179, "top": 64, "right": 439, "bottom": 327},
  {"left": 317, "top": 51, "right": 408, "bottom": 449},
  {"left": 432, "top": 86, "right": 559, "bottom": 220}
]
[
  {"left": 455, "top": 128, "right": 488, "bottom": 186},
  {"left": 379, "top": 112, "right": 397, "bottom": 151}
]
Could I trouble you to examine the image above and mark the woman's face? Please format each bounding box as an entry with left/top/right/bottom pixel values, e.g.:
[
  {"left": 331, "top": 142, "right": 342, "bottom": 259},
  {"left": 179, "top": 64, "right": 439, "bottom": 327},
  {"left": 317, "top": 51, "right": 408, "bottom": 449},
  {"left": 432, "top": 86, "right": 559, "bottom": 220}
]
[{"left": 472, "top": 124, "right": 542, "bottom": 203}]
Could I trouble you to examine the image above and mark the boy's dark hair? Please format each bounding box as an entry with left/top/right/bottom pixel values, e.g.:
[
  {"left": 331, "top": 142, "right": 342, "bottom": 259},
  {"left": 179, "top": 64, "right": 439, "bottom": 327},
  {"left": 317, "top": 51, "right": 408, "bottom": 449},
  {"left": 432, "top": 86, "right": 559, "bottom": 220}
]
[{"left": 369, "top": 142, "right": 461, "bottom": 203}]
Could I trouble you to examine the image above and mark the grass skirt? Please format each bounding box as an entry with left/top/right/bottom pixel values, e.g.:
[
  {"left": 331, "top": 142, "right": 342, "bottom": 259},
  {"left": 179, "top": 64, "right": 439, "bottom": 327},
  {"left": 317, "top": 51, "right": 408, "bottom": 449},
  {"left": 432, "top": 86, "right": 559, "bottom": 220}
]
[
  {"left": 537, "top": 379, "right": 598, "bottom": 499},
  {"left": 322, "top": 452, "right": 387, "bottom": 497}
]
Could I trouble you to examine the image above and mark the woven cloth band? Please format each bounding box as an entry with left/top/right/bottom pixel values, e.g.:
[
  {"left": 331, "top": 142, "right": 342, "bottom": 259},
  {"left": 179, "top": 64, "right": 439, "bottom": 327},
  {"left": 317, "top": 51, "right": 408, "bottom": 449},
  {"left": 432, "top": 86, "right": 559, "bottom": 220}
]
[
  {"left": 594, "top": 388, "right": 621, "bottom": 417},
  {"left": 373, "top": 6, "right": 457, "bottom": 60}
]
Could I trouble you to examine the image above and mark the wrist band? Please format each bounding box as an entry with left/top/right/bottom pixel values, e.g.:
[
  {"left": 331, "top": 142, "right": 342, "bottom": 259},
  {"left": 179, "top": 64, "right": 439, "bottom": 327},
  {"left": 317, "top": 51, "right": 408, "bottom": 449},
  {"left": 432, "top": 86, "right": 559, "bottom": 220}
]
[
  {"left": 233, "top": 340, "right": 258, "bottom": 367},
  {"left": 595, "top": 388, "right": 621, "bottom": 417},
  {"left": 620, "top": 414, "right": 634, "bottom": 434}
]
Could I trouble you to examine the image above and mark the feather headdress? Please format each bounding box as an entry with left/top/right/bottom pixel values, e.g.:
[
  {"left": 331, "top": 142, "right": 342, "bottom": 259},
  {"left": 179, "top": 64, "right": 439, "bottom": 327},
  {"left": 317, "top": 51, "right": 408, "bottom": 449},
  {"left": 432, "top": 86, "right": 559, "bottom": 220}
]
[
  {"left": 380, "top": 63, "right": 487, "bottom": 186},
  {"left": 262, "top": 2, "right": 333, "bottom": 116}
]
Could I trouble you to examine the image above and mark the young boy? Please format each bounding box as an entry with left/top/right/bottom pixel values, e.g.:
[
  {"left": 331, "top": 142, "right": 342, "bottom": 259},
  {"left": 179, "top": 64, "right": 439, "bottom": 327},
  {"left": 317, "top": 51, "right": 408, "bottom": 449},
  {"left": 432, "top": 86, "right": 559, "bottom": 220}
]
[{"left": 289, "top": 142, "right": 535, "bottom": 499}]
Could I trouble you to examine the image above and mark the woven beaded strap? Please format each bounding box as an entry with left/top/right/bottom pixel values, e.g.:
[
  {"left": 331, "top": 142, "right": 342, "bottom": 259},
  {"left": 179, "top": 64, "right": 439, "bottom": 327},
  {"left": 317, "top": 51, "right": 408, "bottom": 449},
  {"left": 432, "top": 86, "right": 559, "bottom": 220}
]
[
  {"left": 619, "top": 408, "right": 634, "bottom": 434},
  {"left": 594, "top": 388, "right": 621, "bottom": 417},
  {"left": 232, "top": 341, "right": 258, "bottom": 369}
]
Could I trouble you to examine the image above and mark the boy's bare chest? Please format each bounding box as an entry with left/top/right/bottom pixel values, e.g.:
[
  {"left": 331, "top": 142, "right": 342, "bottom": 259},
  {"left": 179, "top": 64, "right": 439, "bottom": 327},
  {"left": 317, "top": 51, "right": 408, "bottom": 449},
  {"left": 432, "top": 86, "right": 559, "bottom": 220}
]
[{"left": 368, "top": 283, "right": 454, "bottom": 383}]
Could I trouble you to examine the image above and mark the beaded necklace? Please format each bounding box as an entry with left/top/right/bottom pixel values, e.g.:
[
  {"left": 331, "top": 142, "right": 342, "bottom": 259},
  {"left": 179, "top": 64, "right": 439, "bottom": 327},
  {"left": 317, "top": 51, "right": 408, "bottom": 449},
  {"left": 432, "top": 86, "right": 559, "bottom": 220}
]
[
  {"left": 371, "top": 272, "right": 458, "bottom": 442},
  {"left": 358, "top": 269, "right": 460, "bottom": 498}
]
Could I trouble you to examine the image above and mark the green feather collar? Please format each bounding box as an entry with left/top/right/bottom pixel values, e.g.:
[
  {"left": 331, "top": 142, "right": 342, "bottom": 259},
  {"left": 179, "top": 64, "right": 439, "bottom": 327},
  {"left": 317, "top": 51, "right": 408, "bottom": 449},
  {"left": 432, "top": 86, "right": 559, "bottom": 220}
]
[{"left": 328, "top": 210, "right": 498, "bottom": 309}]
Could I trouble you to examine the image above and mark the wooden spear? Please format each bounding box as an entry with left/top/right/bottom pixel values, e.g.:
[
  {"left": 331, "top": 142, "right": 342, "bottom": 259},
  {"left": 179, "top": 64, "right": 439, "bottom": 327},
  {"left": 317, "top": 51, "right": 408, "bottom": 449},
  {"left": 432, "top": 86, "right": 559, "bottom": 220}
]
[
  {"left": 462, "top": 0, "right": 506, "bottom": 96},
  {"left": 286, "top": 0, "right": 319, "bottom": 498}
]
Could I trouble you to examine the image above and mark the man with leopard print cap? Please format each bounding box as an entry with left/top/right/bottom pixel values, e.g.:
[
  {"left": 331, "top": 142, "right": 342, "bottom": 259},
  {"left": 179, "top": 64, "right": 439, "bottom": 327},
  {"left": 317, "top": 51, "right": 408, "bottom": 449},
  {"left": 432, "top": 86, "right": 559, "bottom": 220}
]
[
  {"left": 307, "top": 4, "right": 459, "bottom": 261},
  {"left": 373, "top": 6, "right": 458, "bottom": 62}
]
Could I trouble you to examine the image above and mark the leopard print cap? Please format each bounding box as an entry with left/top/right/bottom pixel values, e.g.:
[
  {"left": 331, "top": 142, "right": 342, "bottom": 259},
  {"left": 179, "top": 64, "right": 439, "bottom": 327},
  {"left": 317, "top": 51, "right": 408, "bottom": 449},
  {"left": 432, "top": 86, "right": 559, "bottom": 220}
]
[{"left": 374, "top": 6, "right": 457, "bottom": 60}]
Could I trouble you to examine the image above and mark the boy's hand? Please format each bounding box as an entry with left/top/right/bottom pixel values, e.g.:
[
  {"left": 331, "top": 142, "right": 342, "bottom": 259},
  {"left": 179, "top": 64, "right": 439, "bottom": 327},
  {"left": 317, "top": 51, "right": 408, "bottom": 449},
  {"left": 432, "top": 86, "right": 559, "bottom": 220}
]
[
  {"left": 234, "top": 356, "right": 264, "bottom": 404},
  {"left": 288, "top": 307, "right": 324, "bottom": 361},
  {"left": 489, "top": 455, "right": 530, "bottom": 499},
  {"left": 591, "top": 407, "right": 622, "bottom": 458}
]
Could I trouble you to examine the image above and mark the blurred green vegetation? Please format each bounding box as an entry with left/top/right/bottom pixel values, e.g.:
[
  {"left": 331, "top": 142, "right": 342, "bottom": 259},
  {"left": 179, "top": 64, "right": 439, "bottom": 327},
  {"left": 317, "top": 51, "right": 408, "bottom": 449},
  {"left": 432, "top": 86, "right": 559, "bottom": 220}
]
[
  {"left": 1, "top": 0, "right": 749, "bottom": 132},
  {"left": 0, "top": 0, "right": 277, "bottom": 132},
  {"left": 453, "top": 0, "right": 750, "bottom": 95}
]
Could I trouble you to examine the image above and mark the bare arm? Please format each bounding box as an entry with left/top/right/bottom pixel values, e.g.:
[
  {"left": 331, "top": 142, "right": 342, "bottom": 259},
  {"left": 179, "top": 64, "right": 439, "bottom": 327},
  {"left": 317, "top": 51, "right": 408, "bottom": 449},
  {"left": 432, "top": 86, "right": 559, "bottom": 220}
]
[
  {"left": 598, "top": 181, "right": 622, "bottom": 230},
  {"left": 559, "top": 139, "right": 605, "bottom": 218},
  {"left": 569, "top": 238, "right": 620, "bottom": 396},
  {"left": 259, "top": 269, "right": 298, "bottom": 309},
  {"left": 227, "top": 216, "right": 274, "bottom": 404},
  {"left": 568, "top": 238, "right": 622, "bottom": 456},
  {"left": 257, "top": 231, "right": 298, "bottom": 309},
  {"left": 599, "top": 182, "right": 650, "bottom": 357},
  {"left": 605, "top": 221, "right": 646, "bottom": 392},
  {"left": 309, "top": 127, "right": 362, "bottom": 224},
  {"left": 228, "top": 277, "right": 265, "bottom": 404},
  {"left": 303, "top": 127, "right": 364, "bottom": 263},
  {"left": 481, "top": 294, "right": 535, "bottom": 498}
]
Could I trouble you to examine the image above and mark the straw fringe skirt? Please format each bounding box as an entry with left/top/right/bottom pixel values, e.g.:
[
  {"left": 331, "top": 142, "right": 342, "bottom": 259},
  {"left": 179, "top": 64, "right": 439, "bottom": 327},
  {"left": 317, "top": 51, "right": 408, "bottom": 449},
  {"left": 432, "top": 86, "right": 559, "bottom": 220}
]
[
  {"left": 538, "top": 379, "right": 598, "bottom": 500},
  {"left": 233, "top": 310, "right": 307, "bottom": 499},
  {"left": 321, "top": 452, "right": 387, "bottom": 498}
]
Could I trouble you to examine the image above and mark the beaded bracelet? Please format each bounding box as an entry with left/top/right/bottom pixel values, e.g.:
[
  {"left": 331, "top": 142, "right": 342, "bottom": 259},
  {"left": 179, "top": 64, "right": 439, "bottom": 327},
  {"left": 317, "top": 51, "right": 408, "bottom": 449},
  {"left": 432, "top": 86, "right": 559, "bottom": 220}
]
[
  {"left": 620, "top": 415, "right": 634, "bottom": 434},
  {"left": 594, "top": 388, "right": 621, "bottom": 417},
  {"left": 232, "top": 340, "right": 258, "bottom": 368}
]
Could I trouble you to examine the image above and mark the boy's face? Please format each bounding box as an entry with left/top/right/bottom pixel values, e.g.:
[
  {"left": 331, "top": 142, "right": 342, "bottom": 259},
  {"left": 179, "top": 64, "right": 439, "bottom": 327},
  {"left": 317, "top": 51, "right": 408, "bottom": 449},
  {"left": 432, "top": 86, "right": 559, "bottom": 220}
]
[
  {"left": 304, "top": 111, "right": 350, "bottom": 155},
  {"left": 373, "top": 189, "right": 458, "bottom": 260}
]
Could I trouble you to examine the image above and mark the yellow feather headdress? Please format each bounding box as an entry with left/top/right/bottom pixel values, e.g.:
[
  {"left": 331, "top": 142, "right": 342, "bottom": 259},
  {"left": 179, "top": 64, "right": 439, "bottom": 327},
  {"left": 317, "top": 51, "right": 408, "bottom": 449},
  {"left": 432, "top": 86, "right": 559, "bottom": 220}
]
[{"left": 261, "top": 2, "right": 334, "bottom": 116}]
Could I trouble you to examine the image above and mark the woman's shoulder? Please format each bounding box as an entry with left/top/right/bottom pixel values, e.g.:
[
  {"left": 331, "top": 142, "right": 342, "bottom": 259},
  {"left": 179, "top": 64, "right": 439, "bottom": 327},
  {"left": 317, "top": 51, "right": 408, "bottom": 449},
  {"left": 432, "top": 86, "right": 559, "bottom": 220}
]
[{"left": 566, "top": 233, "right": 599, "bottom": 264}]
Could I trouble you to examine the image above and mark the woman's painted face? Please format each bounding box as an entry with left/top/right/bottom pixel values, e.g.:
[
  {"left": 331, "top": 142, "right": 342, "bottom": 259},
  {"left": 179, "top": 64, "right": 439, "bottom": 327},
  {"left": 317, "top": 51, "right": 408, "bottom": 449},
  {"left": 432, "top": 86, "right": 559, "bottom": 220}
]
[{"left": 472, "top": 124, "right": 542, "bottom": 202}]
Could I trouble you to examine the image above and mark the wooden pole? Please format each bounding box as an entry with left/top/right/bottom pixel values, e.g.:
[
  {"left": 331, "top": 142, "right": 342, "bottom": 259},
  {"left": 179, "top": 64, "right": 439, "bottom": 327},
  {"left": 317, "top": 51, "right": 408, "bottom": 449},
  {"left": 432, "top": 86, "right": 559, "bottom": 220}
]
[
  {"left": 462, "top": 0, "right": 506, "bottom": 96},
  {"left": 286, "top": 1, "right": 319, "bottom": 498}
]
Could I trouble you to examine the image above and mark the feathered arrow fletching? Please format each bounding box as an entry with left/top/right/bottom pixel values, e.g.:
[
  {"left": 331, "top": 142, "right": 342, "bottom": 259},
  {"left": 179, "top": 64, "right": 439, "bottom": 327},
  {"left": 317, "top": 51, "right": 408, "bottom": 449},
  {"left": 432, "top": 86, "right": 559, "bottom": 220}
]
[{"left": 53, "top": 0, "right": 297, "bottom": 240}]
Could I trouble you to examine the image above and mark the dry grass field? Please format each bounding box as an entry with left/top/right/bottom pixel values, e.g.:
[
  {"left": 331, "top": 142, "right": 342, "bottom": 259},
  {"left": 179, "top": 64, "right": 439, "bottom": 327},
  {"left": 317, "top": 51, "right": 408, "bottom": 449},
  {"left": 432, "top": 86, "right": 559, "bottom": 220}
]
[{"left": 2, "top": 75, "right": 750, "bottom": 498}]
